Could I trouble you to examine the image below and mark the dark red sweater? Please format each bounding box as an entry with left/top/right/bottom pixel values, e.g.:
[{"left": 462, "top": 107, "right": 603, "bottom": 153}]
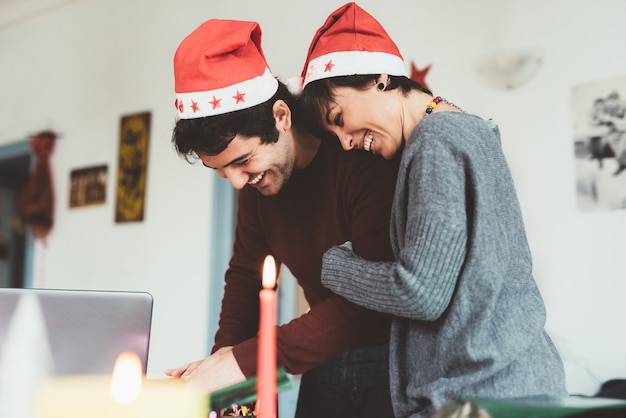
[{"left": 213, "top": 138, "right": 400, "bottom": 377}]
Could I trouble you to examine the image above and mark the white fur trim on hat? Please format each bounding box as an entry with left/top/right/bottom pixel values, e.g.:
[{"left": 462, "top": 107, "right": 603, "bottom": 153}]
[
  {"left": 303, "top": 51, "right": 408, "bottom": 87},
  {"left": 175, "top": 68, "right": 278, "bottom": 119}
]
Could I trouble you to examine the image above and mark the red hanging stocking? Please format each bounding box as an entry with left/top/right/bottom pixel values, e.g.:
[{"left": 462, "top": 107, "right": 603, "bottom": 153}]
[{"left": 14, "top": 131, "right": 57, "bottom": 242}]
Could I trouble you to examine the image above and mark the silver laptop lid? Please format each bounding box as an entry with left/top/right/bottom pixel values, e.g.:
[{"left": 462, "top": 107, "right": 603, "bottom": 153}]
[{"left": 0, "top": 288, "right": 153, "bottom": 375}]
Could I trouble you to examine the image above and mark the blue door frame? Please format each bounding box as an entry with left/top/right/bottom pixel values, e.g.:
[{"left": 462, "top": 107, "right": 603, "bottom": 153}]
[
  {"left": 0, "top": 139, "right": 34, "bottom": 288},
  {"left": 208, "top": 173, "right": 300, "bottom": 417}
]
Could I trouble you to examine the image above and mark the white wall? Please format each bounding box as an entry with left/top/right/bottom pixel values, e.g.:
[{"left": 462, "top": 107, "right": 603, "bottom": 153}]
[{"left": 1, "top": 0, "right": 625, "bottom": 397}]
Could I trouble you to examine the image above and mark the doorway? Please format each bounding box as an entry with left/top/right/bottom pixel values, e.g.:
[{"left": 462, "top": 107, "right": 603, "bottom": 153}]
[
  {"left": 0, "top": 139, "right": 33, "bottom": 288},
  {"left": 208, "top": 175, "right": 302, "bottom": 417}
]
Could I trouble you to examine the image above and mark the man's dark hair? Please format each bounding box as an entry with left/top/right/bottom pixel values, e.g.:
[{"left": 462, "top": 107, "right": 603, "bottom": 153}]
[
  {"left": 172, "top": 80, "right": 302, "bottom": 162},
  {"left": 300, "top": 74, "right": 432, "bottom": 139}
]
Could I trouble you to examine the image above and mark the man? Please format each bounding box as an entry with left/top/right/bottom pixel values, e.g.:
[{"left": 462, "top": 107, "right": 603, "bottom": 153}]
[{"left": 166, "top": 19, "right": 400, "bottom": 418}]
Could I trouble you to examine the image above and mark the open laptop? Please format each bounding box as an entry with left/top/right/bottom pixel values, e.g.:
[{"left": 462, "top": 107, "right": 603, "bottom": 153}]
[{"left": 0, "top": 287, "right": 153, "bottom": 375}]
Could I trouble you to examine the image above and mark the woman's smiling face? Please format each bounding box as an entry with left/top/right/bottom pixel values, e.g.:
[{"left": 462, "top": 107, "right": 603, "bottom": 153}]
[{"left": 321, "top": 84, "right": 404, "bottom": 160}]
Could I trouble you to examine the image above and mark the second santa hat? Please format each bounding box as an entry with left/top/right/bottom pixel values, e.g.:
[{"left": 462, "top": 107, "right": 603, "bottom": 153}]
[{"left": 301, "top": 2, "right": 408, "bottom": 88}]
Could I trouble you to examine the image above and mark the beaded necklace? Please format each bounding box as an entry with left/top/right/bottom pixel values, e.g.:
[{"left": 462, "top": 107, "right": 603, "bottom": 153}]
[{"left": 425, "top": 96, "right": 463, "bottom": 115}]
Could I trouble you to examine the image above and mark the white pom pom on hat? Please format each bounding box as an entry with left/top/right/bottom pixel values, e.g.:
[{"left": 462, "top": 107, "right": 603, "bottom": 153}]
[{"left": 284, "top": 76, "right": 304, "bottom": 97}]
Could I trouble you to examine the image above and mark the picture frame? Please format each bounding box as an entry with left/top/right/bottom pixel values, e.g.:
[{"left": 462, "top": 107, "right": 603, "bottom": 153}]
[
  {"left": 114, "top": 111, "right": 151, "bottom": 223},
  {"left": 571, "top": 75, "right": 626, "bottom": 211},
  {"left": 69, "top": 164, "right": 108, "bottom": 208}
]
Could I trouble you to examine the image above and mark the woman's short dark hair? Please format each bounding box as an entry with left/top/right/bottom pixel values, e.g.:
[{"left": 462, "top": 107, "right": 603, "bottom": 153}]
[
  {"left": 300, "top": 74, "right": 432, "bottom": 139},
  {"left": 172, "top": 80, "right": 302, "bottom": 162}
]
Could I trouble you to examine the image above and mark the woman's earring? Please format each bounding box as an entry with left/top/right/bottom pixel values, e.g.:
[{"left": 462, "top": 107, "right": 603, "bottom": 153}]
[{"left": 377, "top": 82, "right": 385, "bottom": 91}]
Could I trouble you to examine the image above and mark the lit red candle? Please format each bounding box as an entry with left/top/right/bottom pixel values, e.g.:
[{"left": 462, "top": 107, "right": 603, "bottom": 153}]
[{"left": 257, "top": 255, "right": 277, "bottom": 418}]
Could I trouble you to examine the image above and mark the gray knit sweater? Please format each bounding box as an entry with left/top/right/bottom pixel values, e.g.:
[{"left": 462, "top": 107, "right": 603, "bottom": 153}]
[{"left": 321, "top": 111, "right": 567, "bottom": 418}]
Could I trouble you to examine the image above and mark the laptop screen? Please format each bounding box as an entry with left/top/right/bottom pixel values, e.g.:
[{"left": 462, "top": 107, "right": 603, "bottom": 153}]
[{"left": 0, "top": 288, "right": 153, "bottom": 375}]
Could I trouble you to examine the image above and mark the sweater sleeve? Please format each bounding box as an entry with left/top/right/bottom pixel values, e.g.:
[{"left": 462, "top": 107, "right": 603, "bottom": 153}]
[{"left": 322, "top": 117, "right": 471, "bottom": 321}]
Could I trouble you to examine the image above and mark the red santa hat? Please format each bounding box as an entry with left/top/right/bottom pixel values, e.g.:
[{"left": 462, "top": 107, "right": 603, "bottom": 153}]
[
  {"left": 301, "top": 2, "right": 408, "bottom": 88},
  {"left": 174, "top": 19, "right": 278, "bottom": 119}
]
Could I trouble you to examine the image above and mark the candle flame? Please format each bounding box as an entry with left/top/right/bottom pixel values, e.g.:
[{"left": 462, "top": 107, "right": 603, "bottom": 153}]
[
  {"left": 110, "top": 351, "right": 143, "bottom": 403},
  {"left": 262, "top": 255, "right": 276, "bottom": 289}
]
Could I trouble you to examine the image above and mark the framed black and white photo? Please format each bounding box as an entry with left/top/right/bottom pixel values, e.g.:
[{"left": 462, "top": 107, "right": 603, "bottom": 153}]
[{"left": 571, "top": 75, "right": 626, "bottom": 212}]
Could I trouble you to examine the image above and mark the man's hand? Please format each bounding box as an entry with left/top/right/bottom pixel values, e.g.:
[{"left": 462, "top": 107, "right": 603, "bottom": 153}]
[{"left": 165, "top": 347, "right": 246, "bottom": 393}]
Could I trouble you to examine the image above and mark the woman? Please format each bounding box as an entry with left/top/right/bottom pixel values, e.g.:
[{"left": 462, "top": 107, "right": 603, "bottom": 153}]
[{"left": 299, "top": 3, "right": 567, "bottom": 418}]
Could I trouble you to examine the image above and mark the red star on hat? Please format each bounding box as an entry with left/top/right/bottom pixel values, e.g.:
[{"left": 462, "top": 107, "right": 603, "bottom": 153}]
[
  {"left": 210, "top": 96, "right": 221, "bottom": 110},
  {"left": 233, "top": 91, "right": 246, "bottom": 104}
]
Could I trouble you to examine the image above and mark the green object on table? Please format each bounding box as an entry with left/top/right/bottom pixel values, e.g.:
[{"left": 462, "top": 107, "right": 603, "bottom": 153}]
[
  {"left": 466, "top": 395, "right": 626, "bottom": 418},
  {"left": 209, "top": 367, "right": 291, "bottom": 412}
]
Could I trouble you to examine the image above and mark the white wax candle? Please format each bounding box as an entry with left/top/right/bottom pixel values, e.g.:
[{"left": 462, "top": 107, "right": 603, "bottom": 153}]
[
  {"left": 36, "top": 376, "right": 207, "bottom": 418},
  {"left": 36, "top": 352, "right": 207, "bottom": 418}
]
